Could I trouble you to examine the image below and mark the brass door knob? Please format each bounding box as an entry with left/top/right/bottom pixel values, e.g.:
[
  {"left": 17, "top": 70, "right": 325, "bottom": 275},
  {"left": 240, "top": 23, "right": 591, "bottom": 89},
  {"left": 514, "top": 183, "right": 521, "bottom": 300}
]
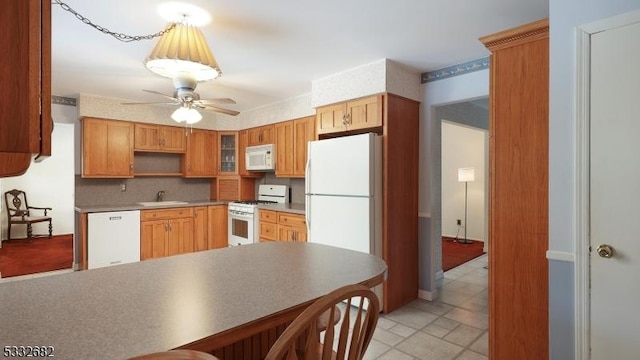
[{"left": 596, "top": 244, "right": 614, "bottom": 258}]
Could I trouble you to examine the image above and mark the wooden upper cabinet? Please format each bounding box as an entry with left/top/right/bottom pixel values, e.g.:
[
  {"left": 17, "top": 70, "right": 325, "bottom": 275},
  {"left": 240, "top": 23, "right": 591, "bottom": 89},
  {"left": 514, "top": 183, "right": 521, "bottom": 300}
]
[
  {"left": 275, "top": 116, "right": 315, "bottom": 178},
  {"left": 293, "top": 116, "right": 315, "bottom": 176},
  {"left": 82, "top": 117, "right": 134, "bottom": 178},
  {"left": 316, "top": 95, "right": 382, "bottom": 135},
  {"left": 183, "top": 129, "right": 217, "bottom": 177},
  {"left": 0, "top": 0, "right": 51, "bottom": 177},
  {"left": 275, "top": 121, "right": 295, "bottom": 177},
  {"left": 218, "top": 132, "right": 238, "bottom": 175},
  {"left": 248, "top": 125, "right": 274, "bottom": 146},
  {"left": 238, "top": 129, "right": 263, "bottom": 178},
  {"left": 134, "top": 123, "right": 186, "bottom": 153}
]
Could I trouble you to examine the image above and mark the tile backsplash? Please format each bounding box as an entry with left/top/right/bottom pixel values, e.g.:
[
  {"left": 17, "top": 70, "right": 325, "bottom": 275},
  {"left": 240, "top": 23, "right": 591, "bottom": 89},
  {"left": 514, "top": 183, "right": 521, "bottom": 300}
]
[{"left": 75, "top": 176, "right": 211, "bottom": 207}]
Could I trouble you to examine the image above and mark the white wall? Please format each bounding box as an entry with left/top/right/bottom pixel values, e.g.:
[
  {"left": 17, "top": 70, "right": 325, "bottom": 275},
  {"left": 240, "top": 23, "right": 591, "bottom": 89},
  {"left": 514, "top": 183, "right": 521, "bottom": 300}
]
[
  {"left": 441, "top": 122, "right": 486, "bottom": 241},
  {"left": 419, "top": 69, "right": 489, "bottom": 294},
  {"left": 1, "top": 123, "right": 75, "bottom": 240}
]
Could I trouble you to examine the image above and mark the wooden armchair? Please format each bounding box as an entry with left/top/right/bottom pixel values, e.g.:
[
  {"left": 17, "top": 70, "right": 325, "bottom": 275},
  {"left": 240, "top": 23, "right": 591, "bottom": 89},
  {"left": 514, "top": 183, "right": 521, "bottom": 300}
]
[
  {"left": 265, "top": 284, "right": 380, "bottom": 360},
  {"left": 4, "top": 189, "right": 52, "bottom": 241}
]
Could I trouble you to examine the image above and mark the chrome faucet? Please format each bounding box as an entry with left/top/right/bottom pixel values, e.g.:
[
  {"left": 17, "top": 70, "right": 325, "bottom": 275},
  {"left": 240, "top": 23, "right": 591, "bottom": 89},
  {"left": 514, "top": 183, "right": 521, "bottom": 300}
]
[{"left": 156, "top": 190, "right": 165, "bottom": 202}]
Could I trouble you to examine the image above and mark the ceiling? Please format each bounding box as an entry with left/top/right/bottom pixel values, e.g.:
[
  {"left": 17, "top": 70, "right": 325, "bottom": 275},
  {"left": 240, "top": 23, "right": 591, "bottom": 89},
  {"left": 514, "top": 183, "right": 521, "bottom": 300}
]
[{"left": 51, "top": 0, "right": 548, "bottom": 113}]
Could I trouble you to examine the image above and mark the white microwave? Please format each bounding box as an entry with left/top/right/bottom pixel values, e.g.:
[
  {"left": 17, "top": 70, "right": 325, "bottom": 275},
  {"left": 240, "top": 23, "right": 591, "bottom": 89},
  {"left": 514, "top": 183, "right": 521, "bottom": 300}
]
[{"left": 245, "top": 144, "right": 275, "bottom": 171}]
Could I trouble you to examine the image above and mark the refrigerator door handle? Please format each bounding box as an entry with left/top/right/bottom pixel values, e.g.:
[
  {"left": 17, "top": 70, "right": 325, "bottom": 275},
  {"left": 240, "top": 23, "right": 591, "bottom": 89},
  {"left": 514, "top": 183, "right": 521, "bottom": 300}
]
[{"left": 305, "top": 194, "right": 311, "bottom": 234}]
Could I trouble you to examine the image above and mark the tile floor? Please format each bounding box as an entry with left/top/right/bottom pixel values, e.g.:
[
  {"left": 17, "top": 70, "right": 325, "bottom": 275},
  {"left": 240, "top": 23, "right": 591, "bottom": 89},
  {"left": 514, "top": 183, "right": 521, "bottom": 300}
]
[{"left": 365, "top": 254, "right": 489, "bottom": 360}]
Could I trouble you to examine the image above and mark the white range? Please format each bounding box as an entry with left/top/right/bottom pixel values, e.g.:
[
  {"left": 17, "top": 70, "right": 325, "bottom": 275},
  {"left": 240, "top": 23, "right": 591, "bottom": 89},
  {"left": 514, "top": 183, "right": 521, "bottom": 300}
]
[{"left": 228, "top": 184, "right": 289, "bottom": 246}]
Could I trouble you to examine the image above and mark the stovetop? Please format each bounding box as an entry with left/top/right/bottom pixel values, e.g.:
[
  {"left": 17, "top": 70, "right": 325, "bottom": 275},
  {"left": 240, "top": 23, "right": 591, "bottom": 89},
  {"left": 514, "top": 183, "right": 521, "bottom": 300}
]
[{"left": 231, "top": 200, "right": 277, "bottom": 205}]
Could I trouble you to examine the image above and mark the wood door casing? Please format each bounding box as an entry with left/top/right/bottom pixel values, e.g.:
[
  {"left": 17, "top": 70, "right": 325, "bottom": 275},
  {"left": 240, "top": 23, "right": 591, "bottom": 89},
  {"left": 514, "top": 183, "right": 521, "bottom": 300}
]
[{"left": 480, "top": 19, "right": 549, "bottom": 360}]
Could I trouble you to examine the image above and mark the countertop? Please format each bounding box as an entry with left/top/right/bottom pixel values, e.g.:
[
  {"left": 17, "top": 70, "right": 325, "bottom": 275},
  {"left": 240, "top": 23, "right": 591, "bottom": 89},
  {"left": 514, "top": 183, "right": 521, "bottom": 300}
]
[
  {"left": 0, "top": 242, "right": 386, "bottom": 359},
  {"left": 257, "top": 202, "right": 306, "bottom": 215},
  {"left": 74, "top": 200, "right": 227, "bottom": 213}
]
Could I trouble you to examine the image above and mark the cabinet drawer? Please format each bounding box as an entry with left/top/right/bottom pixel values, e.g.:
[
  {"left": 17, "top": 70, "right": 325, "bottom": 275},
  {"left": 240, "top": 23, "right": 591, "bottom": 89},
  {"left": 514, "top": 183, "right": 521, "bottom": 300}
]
[
  {"left": 260, "top": 221, "right": 277, "bottom": 241},
  {"left": 141, "top": 207, "right": 194, "bottom": 221},
  {"left": 260, "top": 209, "right": 277, "bottom": 223},
  {"left": 278, "top": 213, "right": 306, "bottom": 227}
]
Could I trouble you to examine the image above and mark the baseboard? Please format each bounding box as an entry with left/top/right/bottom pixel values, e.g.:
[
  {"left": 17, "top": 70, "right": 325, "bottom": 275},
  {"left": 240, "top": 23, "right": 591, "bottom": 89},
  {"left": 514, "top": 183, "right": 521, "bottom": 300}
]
[
  {"left": 418, "top": 289, "right": 437, "bottom": 301},
  {"left": 435, "top": 269, "right": 444, "bottom": 288}
]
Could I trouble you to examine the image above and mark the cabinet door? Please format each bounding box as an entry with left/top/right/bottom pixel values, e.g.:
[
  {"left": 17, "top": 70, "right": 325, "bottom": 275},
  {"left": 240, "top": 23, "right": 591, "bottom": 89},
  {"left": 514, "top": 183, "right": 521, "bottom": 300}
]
[
  {"left": 0, "top": 0, "right": 51, "bottom": 160},
  {"left": 167, "top": 217, "right": 194, "bottom": 256},
  {"left": 134, "top": 123, "right": 159, "bottom": 151},
  {"left": 316, "top": 103, "right": 346, "bottom": 135},
  {"left": 293, "top": 116, "right": 316, "bottom": 176},
  {"left": 207, "top": 205, "right": 228, "bottom": 249},
  {"left": 248, "top": 125, "right": 275, "bottom": 146},
  {"left": 277, "top": 225, "right": 295, "bottom": 242},
  {"left": 345, "top": 95, "right": 382, "bottom": 131},
  {"left": 260, "top": 125, "right": 274, "bottom": 144},
  {"left": 141, "top": 220, "right": 168, "bottom": 260},
  {"left": 275, "top": 121, "right": 294, "bottom": 177},
  {"left": 184, "top": 129, "right": 217, "bottom": 177},
  {"left": 193, "top": 206, "right": 208, "bottom": 251},
  {"left": 82, "top": 118, "right": 134, "bottom": 178},
  {"left": 218, "top": 132, "right": 238, "bottom": 174},
  {"left": 159, "top": 125, "right": 186, "bottom": 152}
]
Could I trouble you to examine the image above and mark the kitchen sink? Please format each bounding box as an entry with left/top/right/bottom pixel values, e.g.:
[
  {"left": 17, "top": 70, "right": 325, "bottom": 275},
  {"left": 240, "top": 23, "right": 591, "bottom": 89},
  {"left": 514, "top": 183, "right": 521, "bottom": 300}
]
[{"left": 137, "top": 201, "right": 189, "bottom": 207}]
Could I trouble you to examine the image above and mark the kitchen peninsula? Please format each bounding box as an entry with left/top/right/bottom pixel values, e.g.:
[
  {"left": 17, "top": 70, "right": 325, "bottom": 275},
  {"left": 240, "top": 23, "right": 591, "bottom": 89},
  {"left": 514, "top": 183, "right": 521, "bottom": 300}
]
[{"left": 0, "top": 242, "right": 386, "bottom": 360}]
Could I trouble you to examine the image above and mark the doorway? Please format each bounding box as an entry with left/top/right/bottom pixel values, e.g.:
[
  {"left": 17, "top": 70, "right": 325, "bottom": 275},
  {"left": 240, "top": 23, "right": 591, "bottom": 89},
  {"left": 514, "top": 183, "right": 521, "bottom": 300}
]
[
  {"left": 0, "top": 123, "right": 75, "bottom": 279},
  {"left": 433, "top": 98, "right": 489, "bottom": 285}
]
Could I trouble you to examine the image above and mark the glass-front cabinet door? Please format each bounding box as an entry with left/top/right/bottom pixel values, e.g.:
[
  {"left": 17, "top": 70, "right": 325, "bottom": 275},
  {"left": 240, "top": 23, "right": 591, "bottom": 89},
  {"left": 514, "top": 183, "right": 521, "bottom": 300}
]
[{"left": 218, "top": 132, "right": 237, "bottom": 174}]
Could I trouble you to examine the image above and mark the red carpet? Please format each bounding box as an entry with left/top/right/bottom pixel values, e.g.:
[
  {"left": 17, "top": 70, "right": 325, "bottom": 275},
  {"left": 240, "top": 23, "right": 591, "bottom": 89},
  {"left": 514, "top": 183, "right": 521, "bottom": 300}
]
[
  {"left": 442, "top": 236, "right": 485, "bottom": 271},
  {"left": 0, "top": 234, "right": 73, "bottom": 278}
]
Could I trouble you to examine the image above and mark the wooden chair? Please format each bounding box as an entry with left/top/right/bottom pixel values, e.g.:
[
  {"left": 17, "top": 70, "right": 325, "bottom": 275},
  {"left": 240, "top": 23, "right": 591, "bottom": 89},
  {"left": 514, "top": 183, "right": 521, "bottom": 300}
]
[
  {"left": 128, "top": 349, "right": 220, "bottom": 360},
  {"left": 265, "top": 284, "right": 380, "bottom": 360},
  {"left": 4, "top": 189, "right": 52, "bottom": 241}
]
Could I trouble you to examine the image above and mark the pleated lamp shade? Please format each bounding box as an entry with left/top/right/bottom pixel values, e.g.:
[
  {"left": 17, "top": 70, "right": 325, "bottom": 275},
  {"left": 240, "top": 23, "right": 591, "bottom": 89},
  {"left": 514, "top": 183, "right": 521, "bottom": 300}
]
[{"left": 145, "top": 22, "right": 221, "bottom": 81}]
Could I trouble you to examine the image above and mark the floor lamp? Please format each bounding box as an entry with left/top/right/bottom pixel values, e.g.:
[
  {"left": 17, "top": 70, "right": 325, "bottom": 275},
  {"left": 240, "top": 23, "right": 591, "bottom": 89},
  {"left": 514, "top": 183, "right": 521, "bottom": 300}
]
[{"left": 458, "top": 167, "right": 475, "bottom": 244}]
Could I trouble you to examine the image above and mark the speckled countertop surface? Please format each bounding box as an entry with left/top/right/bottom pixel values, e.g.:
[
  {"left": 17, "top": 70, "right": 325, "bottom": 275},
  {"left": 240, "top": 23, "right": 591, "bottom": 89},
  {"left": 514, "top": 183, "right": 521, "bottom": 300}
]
[
  {"left": 0, "top": 242, "right": 385, "bottom": 359},
  {"left": 74, "top": 200, "right": 227, "bottom": 213},
  {"left": 257, "top": 203, "right": 306, "bottom": 215}
]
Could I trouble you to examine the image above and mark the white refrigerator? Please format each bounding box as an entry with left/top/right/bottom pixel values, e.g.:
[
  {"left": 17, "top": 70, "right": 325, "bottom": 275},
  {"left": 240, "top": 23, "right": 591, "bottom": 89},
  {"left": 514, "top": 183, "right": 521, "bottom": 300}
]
[{"left": 305, "top": 133, "right": 382, "bottom": 258}]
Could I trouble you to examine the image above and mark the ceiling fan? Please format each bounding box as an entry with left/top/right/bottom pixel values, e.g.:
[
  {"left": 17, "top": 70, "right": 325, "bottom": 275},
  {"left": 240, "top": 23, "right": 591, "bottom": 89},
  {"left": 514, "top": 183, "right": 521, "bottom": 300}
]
[{"left": 122, "top": 72, "right": 240, "bottom": 121}]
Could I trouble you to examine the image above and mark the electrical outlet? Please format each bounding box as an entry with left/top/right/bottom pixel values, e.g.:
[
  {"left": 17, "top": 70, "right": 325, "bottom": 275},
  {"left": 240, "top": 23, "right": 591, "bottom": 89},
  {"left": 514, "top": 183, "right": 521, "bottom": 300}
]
[
  {"left": 120, "top": 183, "right": 126, "bottom": 192},
  {"left": 456, "top": 219, "right": 461, "bottom": 226}
]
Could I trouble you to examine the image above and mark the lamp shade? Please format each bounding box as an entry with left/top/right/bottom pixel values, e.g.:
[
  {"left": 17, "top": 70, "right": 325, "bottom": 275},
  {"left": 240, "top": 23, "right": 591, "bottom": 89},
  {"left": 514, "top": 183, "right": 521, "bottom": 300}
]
[
  {"left": 458, "top": 167, "right": 475, "bottom": 182},
  {"left": 171, "top": 107, "right": 202, "bottom": 124},
  {"left": 145, "top": 22, "right": 221, "bottom": 81}
]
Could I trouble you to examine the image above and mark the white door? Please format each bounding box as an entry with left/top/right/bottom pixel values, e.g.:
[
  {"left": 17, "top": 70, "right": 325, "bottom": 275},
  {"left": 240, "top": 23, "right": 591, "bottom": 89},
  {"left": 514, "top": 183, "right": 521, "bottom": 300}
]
[
  {"left": 306, "top": 133, "right": 374, "bottom": 196},
  {"left": 590, "top": 18, "right": 640, "bottom": 359}
]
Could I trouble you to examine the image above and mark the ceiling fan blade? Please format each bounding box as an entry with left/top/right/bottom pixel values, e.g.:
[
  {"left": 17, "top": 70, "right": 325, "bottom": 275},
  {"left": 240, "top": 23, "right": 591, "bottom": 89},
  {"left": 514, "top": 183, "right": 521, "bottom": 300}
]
[
  {"left": 142, "top": 89, "right": 178, "bottom": 101},
  {"left": 198, "top": 104, "right": 240, "bottom": 116},
  {"left": 197, "top": 98, "right": 237, "bottom": 105},
  {"left": 121, "top": 101, "right": 179, "bottom": 106}
]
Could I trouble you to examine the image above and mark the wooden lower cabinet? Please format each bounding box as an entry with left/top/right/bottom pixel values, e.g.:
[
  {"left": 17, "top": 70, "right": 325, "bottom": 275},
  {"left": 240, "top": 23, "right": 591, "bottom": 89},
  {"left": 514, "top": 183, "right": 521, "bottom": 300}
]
[
  {"left": 193, "top": 206, "right": 208, "bottom": 251},
  {"left": 140, "top": 207, "right": 194, "bottom": 260},
  {"left": 207, "top": 205, "right": 228, "bottom": 249},
  {"left": 259, "top": 210, "right": 306, "bottom": 242},
  {"left": 141, "top": 205, "right": 226, "bottom": 260}
]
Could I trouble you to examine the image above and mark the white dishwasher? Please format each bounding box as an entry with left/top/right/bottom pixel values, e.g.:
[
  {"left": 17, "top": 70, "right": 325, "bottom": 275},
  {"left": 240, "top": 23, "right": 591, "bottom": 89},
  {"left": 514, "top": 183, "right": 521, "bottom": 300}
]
[{"left": 88, "top": 210, "right": 140, "bottom": 269}]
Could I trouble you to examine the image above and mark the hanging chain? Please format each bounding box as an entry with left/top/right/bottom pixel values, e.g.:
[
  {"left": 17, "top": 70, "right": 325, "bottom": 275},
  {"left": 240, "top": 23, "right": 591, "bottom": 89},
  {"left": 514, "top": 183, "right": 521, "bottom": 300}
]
[{"left": 52, "top": 0, "right": 175, "bottom": 42}]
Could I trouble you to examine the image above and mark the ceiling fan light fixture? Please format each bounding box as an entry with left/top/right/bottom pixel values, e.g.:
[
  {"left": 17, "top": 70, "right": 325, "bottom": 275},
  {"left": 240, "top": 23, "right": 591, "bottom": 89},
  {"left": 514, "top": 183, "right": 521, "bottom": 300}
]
[
  {"left": 171, "top": 106, "right": 202, "bottom": 124},
  {"left": 145, "top": 22, "right": 221, "bottom": 81}
]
